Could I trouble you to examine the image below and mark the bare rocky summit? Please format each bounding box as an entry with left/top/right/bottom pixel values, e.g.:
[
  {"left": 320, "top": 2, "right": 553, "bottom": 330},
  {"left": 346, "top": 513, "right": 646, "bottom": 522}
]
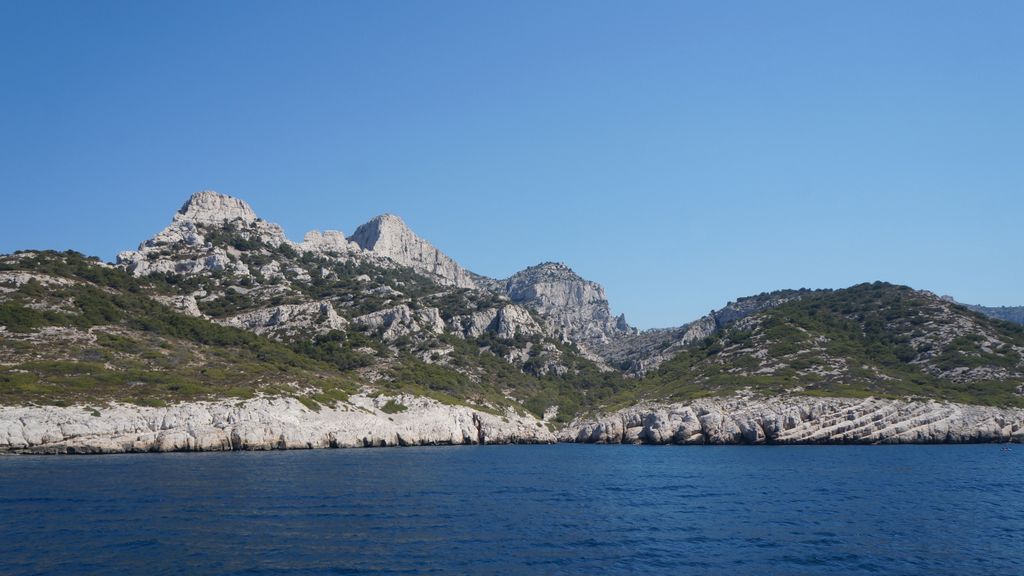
[
  {"left": 350, "top": 214, "right": 478, "bottom": 289},
  {"left": 501, "top": 262, "right": 636, "bottom": 351}
]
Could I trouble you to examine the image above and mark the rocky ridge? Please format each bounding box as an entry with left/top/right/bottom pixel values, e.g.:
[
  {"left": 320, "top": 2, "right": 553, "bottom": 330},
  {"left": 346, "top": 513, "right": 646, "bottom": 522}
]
[
  {"left": 110, "top": 191, "right": 639, "bottom": 377},
  {"left": 598, "top": 290, "right": 803, "bottom": 375}
]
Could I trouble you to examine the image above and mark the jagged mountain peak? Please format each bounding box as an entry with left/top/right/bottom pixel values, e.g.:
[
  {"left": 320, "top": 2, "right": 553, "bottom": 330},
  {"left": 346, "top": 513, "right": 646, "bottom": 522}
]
[
  {"left": 175, "top": 190, "right": 259, "bottom": 226},
  {"left": 349, "top": 213, "right": 478, "bottom": 289},
  {"left": 349, "top": 213, "right": 413, "bottom": 249},
  {"left": 117, "top": 191, "right": 289, "bottom": 277}
]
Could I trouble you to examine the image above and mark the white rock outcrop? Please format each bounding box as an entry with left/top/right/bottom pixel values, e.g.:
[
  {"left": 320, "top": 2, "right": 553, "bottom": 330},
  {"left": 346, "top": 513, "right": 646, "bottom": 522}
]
[
  {"left": 349, "top": 214, "right": 478, "bottom": 288},
  {"left": 502, "top": 262, "right": 633, "bottom": 348},
  {"left": 176, "top": 190, "right": 260, "bottom": 225},
  {"left": 152, "top": 294, "right": 203, "bottom": 317},
  {"left": 1, "top": 394, "right": 1019, "bottom": 454},
  {"left": 562, "top": 396, "right": 1024, "bottom": 445},
  {"left": 353, "top": 304, "right": 446, "bottom": 341},
  {"left": 117, "top": 191, "right": 292, "bottom": 277},
  {"left": 0, "top": 395, "right": 555, "bottom": 454},
  {"left": 300, "top": 230, "right": 358, "bottom": 256},
  {"left": 494, "top": 305, "right": 543, "bottom": 339},
  {"left": 220, "top": 302, "right": 347, "bottom": 339},
  {"left": 448, "top": 305, "right": 543, "bottom": 340},
  {"left": 0, "top": 271, "right": 78, "bottom": 289}
]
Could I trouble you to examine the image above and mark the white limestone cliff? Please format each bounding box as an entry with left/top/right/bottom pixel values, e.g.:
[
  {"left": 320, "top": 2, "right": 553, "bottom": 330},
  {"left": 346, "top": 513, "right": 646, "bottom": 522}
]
[
  {"left": 2, "top": 394, "right": 1021, "bottom": 454},
  {"left": 113, "top": 192, "right": 640, "bottom": 363},
  {"left": 175, "top": 190, "right": 260, "bottom": 225},
  {"left": 502, "top": 262, "right": 634, "bottom": 348},
  {"left": 300, "top": 230, "right": 359, "bottom": 255},
  {"left": 0, "top": 395, "right": 555, "bottom": 454},
  {"left": 447, "top": 304, "right": 543, "bottom": 340},
  {"left": 349, "top": 214, "right": 478, "bottom": 289},
  {"left": 561, "top": 396, "right": 1024, "bottom": 445}
]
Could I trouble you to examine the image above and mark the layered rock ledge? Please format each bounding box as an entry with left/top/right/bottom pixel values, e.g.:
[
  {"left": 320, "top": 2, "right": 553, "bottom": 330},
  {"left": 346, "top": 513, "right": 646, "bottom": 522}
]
[
  {"left": 561, "top": 396, "right": 1024, "bottom": 445},
  {"left": 2, "top": 395, "right": 1022, "bottom": 454},
  {"left": 0, "top": 395, "right": 554, "bottom": 454}
]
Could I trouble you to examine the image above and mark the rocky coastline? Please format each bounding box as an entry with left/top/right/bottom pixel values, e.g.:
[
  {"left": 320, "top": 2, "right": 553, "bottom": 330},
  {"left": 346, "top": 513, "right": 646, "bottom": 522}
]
[
  {"left": 2, "top": 395, "right": 1021, "bottom": 454},
  {"left": 0, "top": 395, "right": 555, "bottom": 455}
]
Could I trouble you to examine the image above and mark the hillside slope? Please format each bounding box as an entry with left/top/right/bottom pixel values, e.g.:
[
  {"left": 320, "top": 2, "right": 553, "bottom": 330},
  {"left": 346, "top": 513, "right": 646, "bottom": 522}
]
[{"left": 637, "top": 282, "right": 1024, "bottom": 407}]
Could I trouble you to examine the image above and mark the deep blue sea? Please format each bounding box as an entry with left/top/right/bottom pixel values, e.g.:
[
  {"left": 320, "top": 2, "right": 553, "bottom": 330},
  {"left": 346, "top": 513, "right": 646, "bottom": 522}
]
[{"left": 0, "top": 445, "right": 1021, "bottom": 575}]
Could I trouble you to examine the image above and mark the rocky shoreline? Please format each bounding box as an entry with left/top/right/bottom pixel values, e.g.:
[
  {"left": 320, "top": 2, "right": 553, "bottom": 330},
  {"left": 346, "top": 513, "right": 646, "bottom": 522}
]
[
  {"left": 1, "top": 395, "right": 1022, "bottom": 454},
  {"left": 560, "top": 396, "right": 1024, "bottom": 445},
  {"left": 0, "top": 395, "right": 555, "bottom": 455}
]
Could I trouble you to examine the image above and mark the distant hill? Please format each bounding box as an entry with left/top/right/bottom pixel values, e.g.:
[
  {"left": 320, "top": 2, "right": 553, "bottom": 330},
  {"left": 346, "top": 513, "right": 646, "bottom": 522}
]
[
  {"left": 963, "top": 304, "right": 1024, "bottom": 326},
  {"left": 639, "top": 283, "right": 1024, "bottom": 407}
]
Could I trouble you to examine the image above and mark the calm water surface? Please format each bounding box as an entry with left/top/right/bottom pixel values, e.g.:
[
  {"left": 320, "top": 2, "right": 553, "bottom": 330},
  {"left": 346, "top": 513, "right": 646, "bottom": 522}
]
[{"left": 0, "top": 445, "right": 1021, "bottom": 575}]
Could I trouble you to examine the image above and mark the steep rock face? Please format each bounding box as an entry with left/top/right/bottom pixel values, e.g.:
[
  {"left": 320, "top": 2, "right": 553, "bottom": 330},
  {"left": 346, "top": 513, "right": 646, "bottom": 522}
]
[
  {"left": 0, "top": 395, "right": 555, "bottom": 454},
  {"left": 447, "top": 304, "right": 543, "bottom": 340},
  {"left": 494, "top": 305, "right": 543, "bottom": 340},
  {"left": 300, "top": 230, "right": 359, "bottom": 256},
  {"left": 562, "top": 396, "right": 1024, "bottom": 445},
  {"left": 349, "top": 214, "right": 477, "bottom": 288},
  {"left": 502, "top": 262, "right": 633, "bottom": 348},
  {"left": 176, "top": 190, "right": 260, "bottom": 225},
  {"left": 352, "top": 304, "right": 446, "bottom": 342},
  {"left": 219, "top": 302, "right": 348, "bottom": 340}
]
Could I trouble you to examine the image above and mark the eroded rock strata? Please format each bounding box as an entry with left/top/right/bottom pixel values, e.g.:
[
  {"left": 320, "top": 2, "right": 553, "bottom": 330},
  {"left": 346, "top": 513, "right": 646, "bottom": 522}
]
[
  {"left": 561, "top": 396, "right": 1024, "bottom": 445},
  {"left": 2, "top": 396, "right": 1021, "bottom": 454},
  {"left": 0, "top": 395, "right": 554, "bottom": 454}
]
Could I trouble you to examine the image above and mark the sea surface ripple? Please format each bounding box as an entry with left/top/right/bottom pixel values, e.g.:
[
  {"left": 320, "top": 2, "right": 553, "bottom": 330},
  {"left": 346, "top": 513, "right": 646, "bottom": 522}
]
[{"left": 1, "top": 445, "right": 1021, "bottom": 575}]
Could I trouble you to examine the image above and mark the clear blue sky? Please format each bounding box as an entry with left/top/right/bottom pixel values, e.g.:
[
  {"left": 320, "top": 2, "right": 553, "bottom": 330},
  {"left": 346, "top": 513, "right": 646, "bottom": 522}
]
[{"left": 1, "top": 1, "right": 1022, "bottom": 328}]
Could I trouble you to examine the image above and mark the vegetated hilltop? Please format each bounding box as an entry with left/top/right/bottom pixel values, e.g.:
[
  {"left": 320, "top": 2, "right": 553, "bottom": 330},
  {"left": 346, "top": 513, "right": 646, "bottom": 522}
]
[
  {"left": 640, "top": 283, "right": 1024, "bottom": 407},
  {"left": 2, "top": 191, "right": 1023, "bottom": 425}
]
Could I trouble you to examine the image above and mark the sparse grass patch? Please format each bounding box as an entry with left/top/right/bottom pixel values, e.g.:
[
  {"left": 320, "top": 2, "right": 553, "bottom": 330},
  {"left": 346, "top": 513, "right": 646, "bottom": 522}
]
[{"left": 380, "top": 399, "right": 407, "bottom": 413}]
